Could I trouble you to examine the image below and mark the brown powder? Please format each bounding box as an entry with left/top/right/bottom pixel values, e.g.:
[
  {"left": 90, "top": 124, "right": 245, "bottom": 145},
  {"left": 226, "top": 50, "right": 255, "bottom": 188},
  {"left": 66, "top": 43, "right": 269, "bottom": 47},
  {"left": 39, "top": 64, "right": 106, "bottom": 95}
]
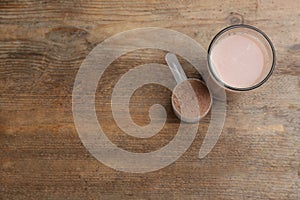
[{"left": 172, "top": 79, "right": 211, "bottom": 119}]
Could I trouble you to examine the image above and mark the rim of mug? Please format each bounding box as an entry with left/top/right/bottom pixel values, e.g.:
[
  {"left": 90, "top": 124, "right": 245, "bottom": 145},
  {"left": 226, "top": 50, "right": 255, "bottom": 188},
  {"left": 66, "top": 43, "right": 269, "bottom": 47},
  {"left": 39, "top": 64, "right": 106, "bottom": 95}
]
[{"left": 207, "top": 24, "right": 276, "bottom": 92}]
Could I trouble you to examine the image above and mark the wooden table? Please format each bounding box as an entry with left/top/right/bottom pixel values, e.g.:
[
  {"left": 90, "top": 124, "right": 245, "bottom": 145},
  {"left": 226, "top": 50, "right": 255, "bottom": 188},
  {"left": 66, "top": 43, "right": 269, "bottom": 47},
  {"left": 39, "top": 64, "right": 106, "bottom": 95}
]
[{"left": 1, "top": 0, "right": 299, "bottom": 199}]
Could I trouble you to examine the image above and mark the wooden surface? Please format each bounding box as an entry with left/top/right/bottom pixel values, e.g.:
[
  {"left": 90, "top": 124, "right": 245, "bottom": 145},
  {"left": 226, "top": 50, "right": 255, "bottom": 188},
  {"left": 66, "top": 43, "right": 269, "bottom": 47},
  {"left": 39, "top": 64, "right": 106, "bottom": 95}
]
[{"left": 0, "top": 0, "right": 299, "bottom": 199}]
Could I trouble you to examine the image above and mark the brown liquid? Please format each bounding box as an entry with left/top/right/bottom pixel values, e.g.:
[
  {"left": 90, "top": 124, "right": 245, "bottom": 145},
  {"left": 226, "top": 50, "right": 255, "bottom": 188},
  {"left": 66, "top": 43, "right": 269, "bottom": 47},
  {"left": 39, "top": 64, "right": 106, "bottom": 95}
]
[{"left": 172, "top": 80, "right": 211, "bottom": 119}]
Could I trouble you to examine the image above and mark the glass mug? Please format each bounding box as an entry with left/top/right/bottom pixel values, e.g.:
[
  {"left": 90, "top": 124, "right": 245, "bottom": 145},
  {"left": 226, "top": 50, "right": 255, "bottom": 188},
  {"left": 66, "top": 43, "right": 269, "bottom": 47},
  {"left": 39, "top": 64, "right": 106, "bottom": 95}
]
[{"left": 207, "top": 24, "right": 276, "bottom": 92}]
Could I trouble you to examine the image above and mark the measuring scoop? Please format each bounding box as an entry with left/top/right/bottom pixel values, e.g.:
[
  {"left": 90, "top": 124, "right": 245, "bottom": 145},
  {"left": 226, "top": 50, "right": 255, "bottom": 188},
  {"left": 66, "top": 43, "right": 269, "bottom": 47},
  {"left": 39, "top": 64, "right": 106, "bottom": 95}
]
[{"left": 165, "top": 53, "right": 212, "bottom": 123}]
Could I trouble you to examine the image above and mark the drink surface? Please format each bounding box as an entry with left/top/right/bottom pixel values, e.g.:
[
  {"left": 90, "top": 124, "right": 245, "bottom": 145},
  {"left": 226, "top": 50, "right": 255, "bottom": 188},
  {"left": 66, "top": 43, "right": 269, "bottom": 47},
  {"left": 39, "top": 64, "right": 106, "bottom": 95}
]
[{"left": 210, "top": 33, "right": 265, "bottom": 88}]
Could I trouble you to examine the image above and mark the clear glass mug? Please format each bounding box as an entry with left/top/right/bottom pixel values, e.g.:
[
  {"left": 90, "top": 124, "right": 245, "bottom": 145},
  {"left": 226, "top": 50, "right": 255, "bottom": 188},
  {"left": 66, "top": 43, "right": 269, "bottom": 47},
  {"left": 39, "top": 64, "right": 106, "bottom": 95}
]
[{"left": 207, "top": 24, "right": 276, "bottom": 92}]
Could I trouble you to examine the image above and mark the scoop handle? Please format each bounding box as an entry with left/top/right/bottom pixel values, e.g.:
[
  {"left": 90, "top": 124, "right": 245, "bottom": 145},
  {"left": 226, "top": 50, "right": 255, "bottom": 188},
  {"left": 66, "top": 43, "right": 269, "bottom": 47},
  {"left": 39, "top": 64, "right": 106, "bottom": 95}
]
[{"left": 165, "top": 53, "right": 188, "bottom": 84}]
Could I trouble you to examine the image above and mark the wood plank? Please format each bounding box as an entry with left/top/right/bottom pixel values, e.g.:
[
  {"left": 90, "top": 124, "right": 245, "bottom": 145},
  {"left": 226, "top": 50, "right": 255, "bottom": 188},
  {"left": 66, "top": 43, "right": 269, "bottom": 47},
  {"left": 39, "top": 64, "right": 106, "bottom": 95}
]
[{"left": 0, "top": 0, "right": 299, "bottom": 199}]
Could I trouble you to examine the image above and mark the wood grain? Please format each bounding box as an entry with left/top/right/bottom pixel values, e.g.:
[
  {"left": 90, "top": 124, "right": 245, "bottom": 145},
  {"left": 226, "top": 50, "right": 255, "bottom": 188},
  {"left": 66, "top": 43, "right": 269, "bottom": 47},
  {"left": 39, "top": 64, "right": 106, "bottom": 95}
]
[{"left": 0, "top": 0, "right": 299, "bottom": 199}]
